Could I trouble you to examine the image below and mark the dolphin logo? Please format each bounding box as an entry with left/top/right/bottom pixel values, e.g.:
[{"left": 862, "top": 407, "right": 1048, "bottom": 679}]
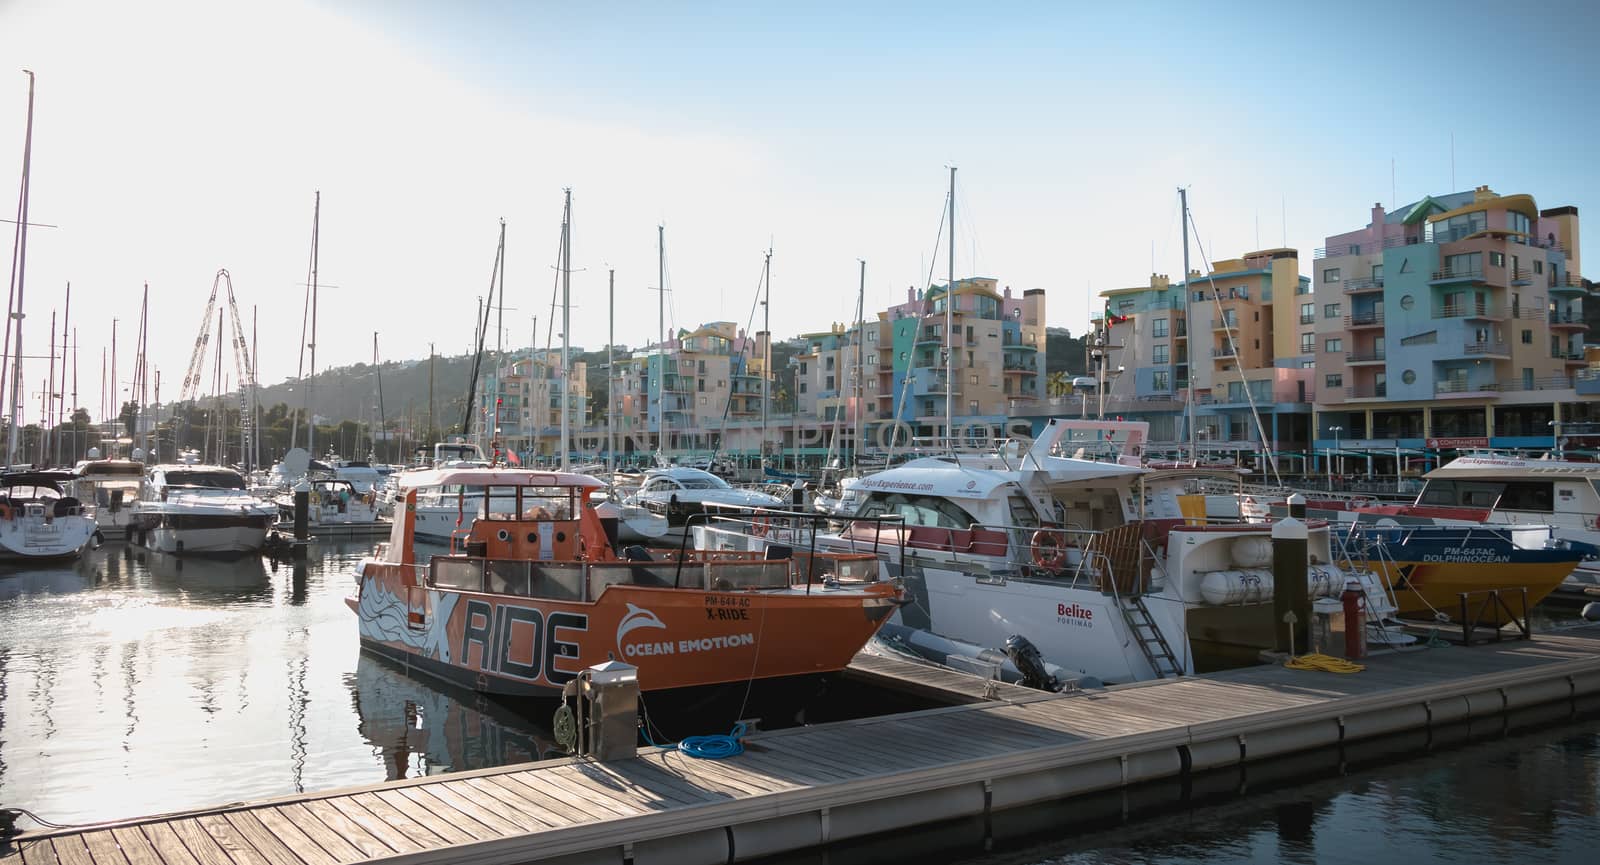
[{"left": 617, "top": 603, "right": 667, "bottom": 655}]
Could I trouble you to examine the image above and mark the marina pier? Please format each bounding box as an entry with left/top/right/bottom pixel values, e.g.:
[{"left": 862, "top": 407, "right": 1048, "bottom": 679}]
[{"left": 8, "top": 630, "right": 1600, "bottom": 865}]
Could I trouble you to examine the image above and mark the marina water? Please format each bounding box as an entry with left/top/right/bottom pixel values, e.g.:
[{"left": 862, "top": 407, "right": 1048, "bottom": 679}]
[{"left": 2, "top": 542, "right": 1597, "bottom": 865}]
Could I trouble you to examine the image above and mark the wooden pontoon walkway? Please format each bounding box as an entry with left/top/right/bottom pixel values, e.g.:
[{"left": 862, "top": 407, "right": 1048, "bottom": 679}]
[{"left": 7, "top": 631, "right": 1600, "bottom": 865}]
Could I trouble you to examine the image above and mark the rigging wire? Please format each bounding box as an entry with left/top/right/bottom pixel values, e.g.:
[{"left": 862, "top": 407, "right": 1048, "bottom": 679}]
[
  {"left": 706, "top": 252, "right": 774, "bottom": 465},
  {"left": 1185, "top": 206, "right": 1284, "bottom": 488},
  {"left": 886, "top": 188, "right": 952, "bottom": 462}
]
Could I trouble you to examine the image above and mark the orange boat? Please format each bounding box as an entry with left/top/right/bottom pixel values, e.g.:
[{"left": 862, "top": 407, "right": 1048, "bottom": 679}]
[{"left": 350, "top": 468, "right": 901, "bottom": 698}]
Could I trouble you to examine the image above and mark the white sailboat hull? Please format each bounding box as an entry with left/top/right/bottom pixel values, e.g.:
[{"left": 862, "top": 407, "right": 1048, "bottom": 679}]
[{"left": 0, "top": 515, "right": 97, "bottom": 561}]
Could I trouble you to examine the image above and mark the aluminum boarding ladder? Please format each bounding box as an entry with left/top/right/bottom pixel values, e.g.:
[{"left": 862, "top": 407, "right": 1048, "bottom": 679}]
[{"left": 1119, "top": 594, "right": 1184, "bottom": 679}]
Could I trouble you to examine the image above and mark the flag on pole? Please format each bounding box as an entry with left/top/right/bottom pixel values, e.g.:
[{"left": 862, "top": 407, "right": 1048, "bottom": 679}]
[{"left": 506, "top": 449, "right": 521, "bottom": 466}]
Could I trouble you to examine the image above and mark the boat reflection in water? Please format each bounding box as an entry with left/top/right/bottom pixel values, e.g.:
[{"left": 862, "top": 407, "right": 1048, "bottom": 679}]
[
  {"left": 133, "top": 548, "right": 272, "bottom": 604},
  {"left": 350, "top": 653, "right": 562, "bottom": 780}
]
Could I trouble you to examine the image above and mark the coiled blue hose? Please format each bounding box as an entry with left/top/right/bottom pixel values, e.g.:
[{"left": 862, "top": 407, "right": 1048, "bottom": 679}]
[{"left": 675, "top": 722, "right": 748, "bottom": 759}]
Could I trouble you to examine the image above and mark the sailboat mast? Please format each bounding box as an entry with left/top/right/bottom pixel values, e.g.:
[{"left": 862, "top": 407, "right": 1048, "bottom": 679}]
[
  {"left": 4, "top": 70, "right": 35, "bottom": 467},
  {"left": 56, "top": 282, "right": 69, "bottom": 463},
  {"left": 760, "top": 248, "right": 771, "bottom": 459},
  {"left": 307, "top": 190, "right": 320, "bottom": 458},
  {"left": 945, "top": 166, "right": 955, "bottom": 447},
  {"left": 560, "top": 189, "right": 572, "bottom": 471},
  {"left": 657, "top": 224, "right": 666, "bottom": 458},
  {"left": 493, "top": 217, "right": 505, "bottom": 460},
  {"left": 1180, "top": 186, "right": 1196, "bottom": 465},
  {"left": 607, "top": 267, "right": 615, "bottom": 474},
  {"left": 44, "top": 308, "right": 54, "bottom": 464},
  {"left": 855, "top": 259, "right": 865, "bottom": 469},
  {"left": 134, "top": 284, "right": 147, "bottom": 460}
]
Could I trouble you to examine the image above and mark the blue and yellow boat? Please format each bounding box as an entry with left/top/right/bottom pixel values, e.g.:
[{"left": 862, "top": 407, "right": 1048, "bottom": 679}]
[{"left": 1340, "top": 524, "right": 1581, "bottom": 620}]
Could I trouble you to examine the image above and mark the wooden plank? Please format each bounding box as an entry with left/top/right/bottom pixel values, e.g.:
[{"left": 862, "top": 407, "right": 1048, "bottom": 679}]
[
  {"left": 165, "top": 820, "right": 244, "bottom": 865},
  {"left": 346, "top": 794, "right": 448, "bottom": 849},
  {"left": 16, "top": 838, "right": 61, "bottom": 865},
  {"left": 391, "top": 788, "right": 503, "bottom": 842},
  {"left": 294, "top": 801, "right": 393, "bottom": 860},
  {"left": 655, "top": 757, "right": 776, "bottom": 798},
  {"left": 324, "top": 799, "right": 426, "bottom": 856},
  {"left": 484, "top": 775, "right": 610, "bottom": 824},
  {"left": 554, "top": 764, "right": 686, "bottom": 813},
  {"left": 511, "top": 771, "right": 637, "bottom": 819},
  {"left": 220, "top": 813, "right": 313, "bottom": 865},
  {"left": 249, "top": 809, "right": 346, "bottom": 865},
  {"left": 46, "top": 839, "right": 94, "bottom": 865},
  {"left": 432, "top": 779, "right": 554, "bottom": 832},
  {"left": 408, "top": 786, "right": 521, "bottom": 837},
  {"left": 459, "top": 778, "right": 576, "bottom": 828},
  {"left": 370, "top": 791, "right": 480, "bottom": 846},
  {"left": 194, "top": 815, "right": 274, "bottom": 865},
  {"left": 565, "top": 759, "right": 734, "bottom": 806},
  {"left": 754, "top": 737, "right": 903, "bottom": 781},
  {"left": 137, "top": 825, "right": 203, "bottom": 865},
  {"left": 77, "top": 832, "right": 128, "bottom": 865},
  {"left": 107, "top": 829, "right": 162, "bottom": 865},
  {"left": 273, "top": 805, "right": 364, "bottom": 863},
  {"left": 732, "top": 748, "right": 853, "bottom": 785}
]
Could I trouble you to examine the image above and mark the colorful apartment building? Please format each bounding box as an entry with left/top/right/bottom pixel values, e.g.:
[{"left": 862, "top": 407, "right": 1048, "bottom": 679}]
[
  {"left": 1311, "top": 187, "right": 1592, "bottom": 470},
  {"left": 609, "top": 322, "right": 769, "bottom": 454},
  {"left": 1095, "top": 250, "right": 1314, "bottom": 464},
  {"left": 479, "top": 349, "right": 588, "bottom": 458}
]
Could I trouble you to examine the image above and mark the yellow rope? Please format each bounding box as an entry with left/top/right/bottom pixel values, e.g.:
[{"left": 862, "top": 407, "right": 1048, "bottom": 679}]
[{"left": 1284, "top": 652, "right": 1365, "bottom": 674}]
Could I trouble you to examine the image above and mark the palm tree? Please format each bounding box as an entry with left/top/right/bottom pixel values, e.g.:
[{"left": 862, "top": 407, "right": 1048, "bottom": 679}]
[{"left": 1046, "top": 371, "right": 1071, "bottom": 398}]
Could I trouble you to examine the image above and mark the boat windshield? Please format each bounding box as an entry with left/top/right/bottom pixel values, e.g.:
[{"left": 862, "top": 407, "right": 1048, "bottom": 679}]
[
  {"left": 677, "top": 478, "right": 729, "bottom": 490},
  {"left": 166, "top": 471, "right": 245, "bottom": 490}
]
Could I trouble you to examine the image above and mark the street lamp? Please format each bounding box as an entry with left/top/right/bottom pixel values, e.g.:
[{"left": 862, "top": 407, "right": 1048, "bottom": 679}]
[
  {"left": 1327, "top": 425, "right": 1343, "bottom": 491},
  {"left": 1549, "top": 419, "right": 1565, "bottom": 460}
]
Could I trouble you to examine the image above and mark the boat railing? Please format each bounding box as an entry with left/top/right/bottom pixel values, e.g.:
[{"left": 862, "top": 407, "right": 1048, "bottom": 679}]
[{"left": 681, "top": 507, "right": 909, "bottom": 591}]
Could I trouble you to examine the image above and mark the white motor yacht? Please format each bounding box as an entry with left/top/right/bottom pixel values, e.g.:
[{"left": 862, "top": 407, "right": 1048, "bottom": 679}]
[
  {"left": 132, "top": 464, "right": 278, "bottom": 555},
  {"left": 629, "top": 466, "right": 786, "bottom": 540},
  {"left": 274, "top": 477, "right": 382, "bottom": 526},
  {"left": 695, "top": 419, "right": 1407, "bottom": 686},
  {"left": 69, "top": 458, "right": 144, "bottom": 539},
  {"left": 0, "top": 470, "right": 99, "bottom": 562}
]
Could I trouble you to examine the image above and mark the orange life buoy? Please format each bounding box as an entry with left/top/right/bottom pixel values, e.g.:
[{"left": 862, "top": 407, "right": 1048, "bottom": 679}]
[
  {"left": 0, "top": 503, "right": 11, "bottom": 521},
  {"left": 750, "top": 516, "right": 770, "bottom": 538},
  {"left": 1030, "top": 526, "right": 1068, "bottom": 571}
]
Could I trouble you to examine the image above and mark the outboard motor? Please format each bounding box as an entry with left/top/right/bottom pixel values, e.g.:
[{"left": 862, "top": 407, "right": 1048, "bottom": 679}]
[{"left": 1004, "top": 634, "right": 1059, "bottom": 692}]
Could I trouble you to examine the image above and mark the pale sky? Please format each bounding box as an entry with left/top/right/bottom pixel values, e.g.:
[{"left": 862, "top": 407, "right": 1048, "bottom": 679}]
[{"left": 2, "top": 0, "right": 1597, "bottom": 424}]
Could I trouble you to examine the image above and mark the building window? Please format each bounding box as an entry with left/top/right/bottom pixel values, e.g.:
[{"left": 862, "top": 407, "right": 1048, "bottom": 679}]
[
  {"left": 799, "top": 362, "right": 807, "bottom": 374},
  {"left": 1535, "top": 260, "right": 1544, "bottom": 274},
  {"left": 1301, "top": 360, "right": 1315, "bottom": 369},
  {"left": 1296, "top": 281, "right": 1311, "bottom": 296},
  {"left": 1522, "top": 329, "right": 1533, "bottom": 344},
  {"left": 968, "top": 400, "right": 979, "bottom": 414},
  {"left": 1153, "top": 371, "right": 1169, "bottom": 391},
  {"left": 1153, "top": 318, "right": 1168, "bottom": 338},
  {"left": 1153, "top": 345, "right": 1169, "bottom": 363},
  {"left": 1325, "top": 373, "right": 1343, "bottom": 388},
  {"left": 1325, "top": 338, "right": 1343, "bottom": 353},
  {"left": 1400, "top": 295, "right": 1415, "bottom": 310},
  {"left": 799, "top": 382, "right": 807, "bottom": 393},
  {"left": 1323, "top": 267, "right": 1341, "bottom": 282},
  {"left": 968, "top": 374, "right": 978, "bottom": 385},
  {"left": 1489, "top": 251, "right": 1505, "bottom": 268},
  {"left": 1300, "top": 302, "right": 1314, "bottom": 324},
  {"left": 825, "top": 375, "right": 835, "bottom": 390},
  {"left": 1324, "top": 303, "right": 1341, "bottom": 318},
  {"left": 1402, "top": 370, "right": 1417, "bottom": 384},
  {"left": 1372, "top": 264, "right": 1384, "bottom": 280},
  {"left": 867, "top": 329, "right": 877, "bottom": 341},
  {"left": 1444, "top": 252, "right": 1481, "bottom": 274},
  {"left": 1300, "top": 333, "right": 1314, "bottom": 352}
]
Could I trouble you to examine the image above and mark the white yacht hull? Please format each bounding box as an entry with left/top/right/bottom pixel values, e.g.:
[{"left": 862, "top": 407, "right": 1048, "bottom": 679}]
[
  {"left": 0, "top": 516, "right": 97, "bottom": 561},
  {"left": 142, "top": 523, "right": 271, "bottom": 555}
]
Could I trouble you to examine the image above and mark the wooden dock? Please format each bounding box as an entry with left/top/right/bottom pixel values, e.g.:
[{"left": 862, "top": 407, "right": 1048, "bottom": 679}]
[{"left": 7, "top": 630, "right": 1600, "bottom": 865}]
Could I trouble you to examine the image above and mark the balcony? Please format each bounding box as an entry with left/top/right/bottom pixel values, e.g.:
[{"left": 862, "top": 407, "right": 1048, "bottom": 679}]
[
  {"left": 1462, "top": 341, "right": 1510, "bottom": 357},
  {"left": 1431, "top": 267, "right": 1484, "bottom": 284},
  {"left": 1511, "top": 306, "right": 1545, "bottom": 321},
  {"left": 1345, "top": 384, "right": 1388, "bottom": 400},
  {"left": 1511, "top": 267, "right": 1536, "bottom": 286},
  {"left": 1343, "top": 276, "right": 1384, "bottom": 293},
  {"left": 1298, "top": 313, "right": 1315, "bottom": 325},
  {"left": 1551, "top": 273, "right": 1587, "bottom": 295},
  {"left": 1346, "top": 348, "right": 1386, "bottom": 365},
  {"left": 1434, "top": 380, "right": 1499, "bottom": 397},
  {"left": 1212, "top": 318, "right": 1238, "bottom": 331},
  {"left": 1211, "top": 347, "right": 1237, "bottom": 358},
  {"left": 1436, "top": 302, "right": 1500, "bottom": 321},
  {"left": 1550, "top": 312, "right": 1585, "bottom": 331},
  {"left": 1563, "top": 351, "right": 1589, "bottom": 366},
  {"left": 1345, "top": 310, "right": 1384, "bottom": 328},
  {"left": 1314, "top": 235, "right": 1421, "bottom": 260},
  {"left": 1497, "top": 374, "right": 1574, "bottom": 393}
]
